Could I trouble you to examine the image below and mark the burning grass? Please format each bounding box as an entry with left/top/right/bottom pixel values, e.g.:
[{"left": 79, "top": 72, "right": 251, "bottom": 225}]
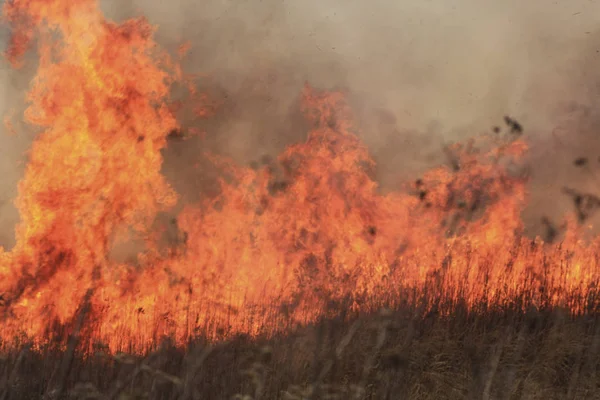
[{"left": 0, "top": 303, "right": 598, "bottom": 399}]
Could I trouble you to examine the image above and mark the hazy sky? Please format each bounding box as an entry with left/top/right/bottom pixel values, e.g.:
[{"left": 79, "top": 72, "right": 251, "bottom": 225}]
[{"left": 1, "top": 0, "right": 600, "bottom": 247}]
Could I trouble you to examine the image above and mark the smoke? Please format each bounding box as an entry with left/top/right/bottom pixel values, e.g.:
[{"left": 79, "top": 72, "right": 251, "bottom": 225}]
[
  {"left": 1, "top": 0, "right": 600, "bottom": 249},
  {"left": 0, "top": 11, "right": 39, "bottom": 249}
]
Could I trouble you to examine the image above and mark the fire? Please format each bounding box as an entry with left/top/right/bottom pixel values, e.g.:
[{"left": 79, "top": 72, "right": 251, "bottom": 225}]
[
  {"left": 0, "top": 0, "right": 598, "bottom": 353},
  {"left": 1, "top": 0, "right": 179, "bottom": 346}
]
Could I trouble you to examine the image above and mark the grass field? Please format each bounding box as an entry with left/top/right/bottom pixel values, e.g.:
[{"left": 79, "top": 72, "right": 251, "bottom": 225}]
[{"left": 0, "top": 299, "right": 598, "bottom": 400}]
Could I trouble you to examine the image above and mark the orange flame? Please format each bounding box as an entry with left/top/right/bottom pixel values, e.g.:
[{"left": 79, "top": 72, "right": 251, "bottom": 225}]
[
  {"left": 0, "top": 0, "right": 598, "bottom": 353},
  {"left": 1, "top": 0, "right": 179, "bottom": 346}
]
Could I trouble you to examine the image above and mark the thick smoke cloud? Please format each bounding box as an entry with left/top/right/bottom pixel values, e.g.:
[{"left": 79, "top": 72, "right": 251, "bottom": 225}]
[{"left": 1, "top": 0, "right": 600, "bottom": 249}]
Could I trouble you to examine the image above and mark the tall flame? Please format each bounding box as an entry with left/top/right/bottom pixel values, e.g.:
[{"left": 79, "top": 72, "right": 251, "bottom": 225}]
[
  {"left": 0, "top": 0, "right": 598, "bottom": 353},
  {"left": 1, "top": 0, "right": 179, "bottom": 345}
]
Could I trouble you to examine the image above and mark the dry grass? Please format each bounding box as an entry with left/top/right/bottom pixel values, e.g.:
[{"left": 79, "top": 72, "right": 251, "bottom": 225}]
[{"left": 0, "top": 302, "right": 598, "bottom": 400}]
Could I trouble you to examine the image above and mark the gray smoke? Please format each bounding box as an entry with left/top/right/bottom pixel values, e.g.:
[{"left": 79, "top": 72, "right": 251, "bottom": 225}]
[{"left": 1, "top": 0, "right": 600, "bottom": 250}]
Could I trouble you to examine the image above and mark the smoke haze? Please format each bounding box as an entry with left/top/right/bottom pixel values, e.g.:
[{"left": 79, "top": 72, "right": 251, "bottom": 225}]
[{"left": 1, "top": 0, "right": 600, "bottom": 248}]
